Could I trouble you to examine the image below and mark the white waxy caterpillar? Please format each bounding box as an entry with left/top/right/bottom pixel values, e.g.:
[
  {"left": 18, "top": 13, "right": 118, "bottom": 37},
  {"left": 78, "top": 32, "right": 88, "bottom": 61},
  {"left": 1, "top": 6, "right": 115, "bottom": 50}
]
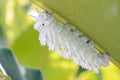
[{"left": 29, "top": 10, "right": 109, "bottom": 73}]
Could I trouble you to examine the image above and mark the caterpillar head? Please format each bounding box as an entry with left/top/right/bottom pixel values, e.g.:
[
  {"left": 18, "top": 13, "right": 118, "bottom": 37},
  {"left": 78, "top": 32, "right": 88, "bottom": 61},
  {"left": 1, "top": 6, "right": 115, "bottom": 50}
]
[{"left": 29, "top": 10, "right": 54, "bottom": 30}]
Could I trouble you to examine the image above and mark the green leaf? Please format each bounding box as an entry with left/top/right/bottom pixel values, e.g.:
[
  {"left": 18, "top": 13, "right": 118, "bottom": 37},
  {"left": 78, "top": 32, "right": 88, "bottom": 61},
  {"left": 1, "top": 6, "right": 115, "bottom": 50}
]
[
  {"left": 0, "top": 48, "right": 43, "bottom": 80},
  {"left": 30, "top": 0, "right": 120, "bottom": 68}
]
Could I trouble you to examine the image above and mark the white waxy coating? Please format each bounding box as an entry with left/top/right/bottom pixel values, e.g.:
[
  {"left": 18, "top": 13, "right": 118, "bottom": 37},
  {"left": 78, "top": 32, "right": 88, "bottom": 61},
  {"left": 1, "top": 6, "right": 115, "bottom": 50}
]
[{"left": 29, "top": 10, "right": 109, "bottom": 73}]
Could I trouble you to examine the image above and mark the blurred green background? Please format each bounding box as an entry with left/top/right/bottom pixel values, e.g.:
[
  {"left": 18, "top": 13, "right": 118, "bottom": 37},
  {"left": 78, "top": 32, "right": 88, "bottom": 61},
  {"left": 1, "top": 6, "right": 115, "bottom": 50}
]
[{"left": 0, "top": 0, "right": 120, "bottom": 80}]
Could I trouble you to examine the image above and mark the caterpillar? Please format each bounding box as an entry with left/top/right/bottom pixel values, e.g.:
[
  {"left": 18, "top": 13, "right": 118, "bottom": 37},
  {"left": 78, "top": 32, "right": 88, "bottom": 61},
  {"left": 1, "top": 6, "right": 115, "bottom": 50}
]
[{"left": 29, "top": 10, "right": 109, "bottom": 73}]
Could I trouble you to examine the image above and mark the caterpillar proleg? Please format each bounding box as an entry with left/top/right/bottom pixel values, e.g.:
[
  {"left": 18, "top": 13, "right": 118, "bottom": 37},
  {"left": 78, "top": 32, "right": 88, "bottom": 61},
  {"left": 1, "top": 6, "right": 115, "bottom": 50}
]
[{"left": 29, "top": 10, "right": 109, "bottom": 73}]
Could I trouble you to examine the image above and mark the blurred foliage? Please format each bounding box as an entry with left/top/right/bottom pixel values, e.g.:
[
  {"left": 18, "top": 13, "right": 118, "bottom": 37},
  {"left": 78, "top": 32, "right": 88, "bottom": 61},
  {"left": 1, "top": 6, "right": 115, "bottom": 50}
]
[
  {"left": 0, "top": 24, "right": 7, "bottom": 47},
  {"left": 0, "top": 71, "right": 11, "bottom": 80},
  {"left": 75, "top": 66, "right": 87, "bottom": 79},
  {"left": 0, "top": 0, "right": 120, "bottom": 80},
  {"left": 0, "top": 48, "right": 43, "bottom": 80},
  {"left": 0, "top": 9, "right": 7, "bottom": 47}
]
